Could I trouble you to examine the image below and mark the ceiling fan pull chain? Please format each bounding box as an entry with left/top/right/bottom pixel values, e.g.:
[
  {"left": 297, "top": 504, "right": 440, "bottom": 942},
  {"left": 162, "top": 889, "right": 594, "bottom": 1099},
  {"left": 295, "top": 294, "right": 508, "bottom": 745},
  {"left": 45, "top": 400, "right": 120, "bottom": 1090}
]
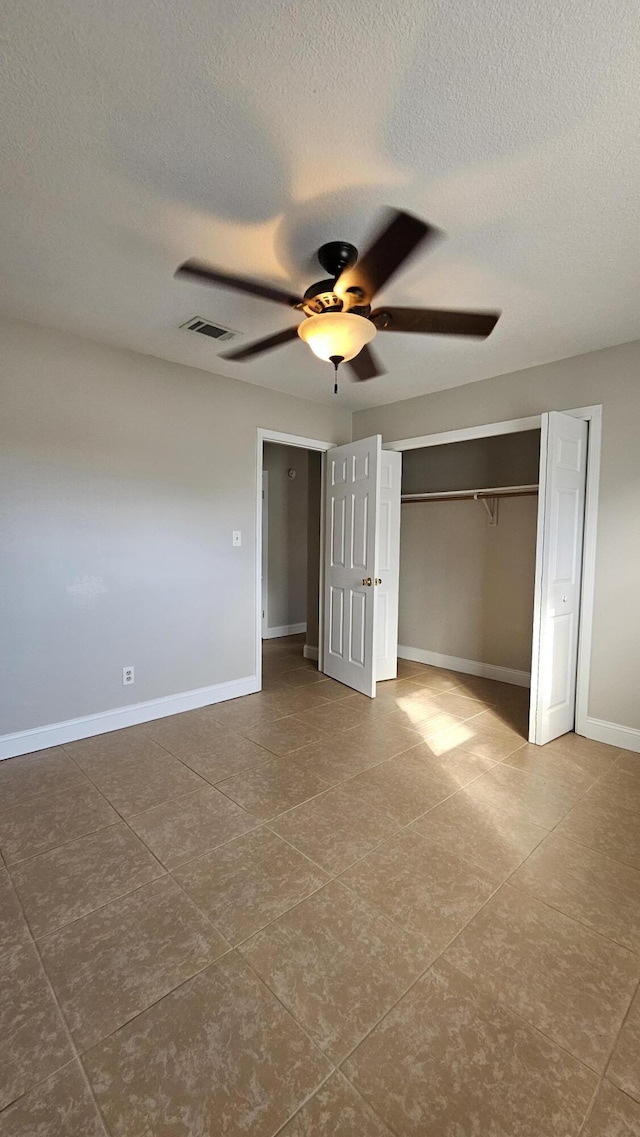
[{"left": 329, "top": 355, "right": 343, "bottom": 395}]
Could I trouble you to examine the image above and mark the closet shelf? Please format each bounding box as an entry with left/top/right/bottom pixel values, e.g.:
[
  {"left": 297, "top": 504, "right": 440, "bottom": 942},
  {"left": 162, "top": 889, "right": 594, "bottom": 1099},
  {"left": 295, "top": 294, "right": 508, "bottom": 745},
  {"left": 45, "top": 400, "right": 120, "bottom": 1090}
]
[{"left": 401, "top": 484, "right": 539, "bottom": 504}]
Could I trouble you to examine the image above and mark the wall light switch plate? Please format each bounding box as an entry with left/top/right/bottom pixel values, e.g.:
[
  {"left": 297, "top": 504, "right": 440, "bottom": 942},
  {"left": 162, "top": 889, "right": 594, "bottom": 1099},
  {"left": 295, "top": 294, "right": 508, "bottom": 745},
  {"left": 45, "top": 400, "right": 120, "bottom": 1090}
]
[{"left": 232, "top": 531, "right": 242, "bottom": 546}]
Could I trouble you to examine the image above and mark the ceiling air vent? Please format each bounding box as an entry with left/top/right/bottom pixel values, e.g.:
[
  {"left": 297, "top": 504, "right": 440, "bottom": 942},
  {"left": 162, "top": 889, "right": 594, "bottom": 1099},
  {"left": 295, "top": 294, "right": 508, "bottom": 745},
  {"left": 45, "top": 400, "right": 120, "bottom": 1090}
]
[{"left": 180, "top": 316, "right": 237, "bottom": 343}]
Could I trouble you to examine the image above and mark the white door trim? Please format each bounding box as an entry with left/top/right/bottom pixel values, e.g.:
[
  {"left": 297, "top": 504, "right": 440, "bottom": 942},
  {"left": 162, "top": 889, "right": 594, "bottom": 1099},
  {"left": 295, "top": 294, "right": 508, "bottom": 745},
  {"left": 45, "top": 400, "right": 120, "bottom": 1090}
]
[
  {"left": 566, "top": 404, "right": 602, "bottom": 738},
  {"left": 379, "top": 404, "right": 602, "bottom": 742},
  {"left": 256, "top": 428, "right": 336, "bottom": 690},
  {"left": 382, "top": 415, "right": 542, "bottom": 451},
  {"left": 261, "top": 471, "right": 268, "bottom": 637}
]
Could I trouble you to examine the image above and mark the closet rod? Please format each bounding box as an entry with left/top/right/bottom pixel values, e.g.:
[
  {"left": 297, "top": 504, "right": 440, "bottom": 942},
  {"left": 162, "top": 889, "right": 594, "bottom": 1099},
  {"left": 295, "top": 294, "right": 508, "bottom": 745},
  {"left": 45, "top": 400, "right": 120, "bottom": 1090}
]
[{"left": 401, "top": 484, "right": 539, "bottom": 504}]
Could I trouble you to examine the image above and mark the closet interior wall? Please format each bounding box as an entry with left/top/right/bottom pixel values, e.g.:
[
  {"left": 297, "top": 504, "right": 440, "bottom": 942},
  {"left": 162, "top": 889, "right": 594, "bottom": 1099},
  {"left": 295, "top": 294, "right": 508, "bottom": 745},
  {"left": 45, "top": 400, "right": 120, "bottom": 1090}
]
[{"left": 398, "top": 431, "right": 541, "bottom": 677}]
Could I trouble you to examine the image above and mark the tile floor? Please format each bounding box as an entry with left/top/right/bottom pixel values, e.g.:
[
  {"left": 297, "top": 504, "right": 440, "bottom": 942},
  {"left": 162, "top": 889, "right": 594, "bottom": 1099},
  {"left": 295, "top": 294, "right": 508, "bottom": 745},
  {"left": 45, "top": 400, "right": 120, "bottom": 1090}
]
[{"left": 1, "top": 634, "right": 640, "bottom": 1135}]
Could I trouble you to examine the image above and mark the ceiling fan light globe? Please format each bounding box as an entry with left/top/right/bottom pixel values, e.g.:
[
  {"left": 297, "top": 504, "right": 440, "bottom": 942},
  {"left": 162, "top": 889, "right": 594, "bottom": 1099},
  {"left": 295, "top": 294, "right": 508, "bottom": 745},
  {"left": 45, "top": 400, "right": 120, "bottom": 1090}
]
[{"left": 298, "top": 312, "right": 376, "bottom": 363}]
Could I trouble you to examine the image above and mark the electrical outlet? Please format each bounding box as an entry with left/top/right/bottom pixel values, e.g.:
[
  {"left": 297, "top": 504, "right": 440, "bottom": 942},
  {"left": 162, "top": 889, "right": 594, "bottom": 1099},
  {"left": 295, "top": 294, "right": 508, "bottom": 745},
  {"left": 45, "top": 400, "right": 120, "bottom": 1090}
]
[
  {"left": 122, "top": 666, "right": 135, "bottom": 686},
  {"left": 232, "top": 530, "right": 242, "bottom": 546}
]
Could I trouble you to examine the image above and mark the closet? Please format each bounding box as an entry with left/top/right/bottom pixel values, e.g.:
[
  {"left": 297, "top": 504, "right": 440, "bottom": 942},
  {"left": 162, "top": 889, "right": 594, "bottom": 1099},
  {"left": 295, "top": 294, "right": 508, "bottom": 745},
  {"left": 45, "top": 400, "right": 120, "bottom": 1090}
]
[{"left": 398, "top": 431, "right": 541, "bottom": 688}]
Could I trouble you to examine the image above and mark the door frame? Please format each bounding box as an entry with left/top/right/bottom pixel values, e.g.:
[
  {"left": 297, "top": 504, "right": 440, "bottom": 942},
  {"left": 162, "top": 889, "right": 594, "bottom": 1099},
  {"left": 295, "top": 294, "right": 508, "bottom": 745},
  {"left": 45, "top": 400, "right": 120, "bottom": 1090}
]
[
  {"left": 261, "top": 471, "right": 268, "bottom": 637},
  {"left": 382, "top": 404, "right": 602, "bottom": 740},
  {"left": 256, "top": 428, "right": 336, "bottom": 690}
]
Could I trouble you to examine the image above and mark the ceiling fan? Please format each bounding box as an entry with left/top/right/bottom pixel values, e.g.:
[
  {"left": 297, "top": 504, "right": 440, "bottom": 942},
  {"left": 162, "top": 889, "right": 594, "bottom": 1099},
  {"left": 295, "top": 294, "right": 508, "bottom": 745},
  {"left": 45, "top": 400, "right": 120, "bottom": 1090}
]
[{"left": 175, "top": 208, "right": 500, "bottom": 393}]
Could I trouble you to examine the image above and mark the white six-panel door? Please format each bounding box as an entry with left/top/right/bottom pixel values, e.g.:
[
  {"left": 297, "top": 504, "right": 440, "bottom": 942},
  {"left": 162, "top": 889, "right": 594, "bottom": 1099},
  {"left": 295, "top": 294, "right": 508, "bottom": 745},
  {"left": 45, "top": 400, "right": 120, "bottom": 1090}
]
[
  {"left": 529, "top": 411, "right": 588, "bottom": 744},
  {"left": 322, "top": 435, "right": 381, "bottom": 697}
]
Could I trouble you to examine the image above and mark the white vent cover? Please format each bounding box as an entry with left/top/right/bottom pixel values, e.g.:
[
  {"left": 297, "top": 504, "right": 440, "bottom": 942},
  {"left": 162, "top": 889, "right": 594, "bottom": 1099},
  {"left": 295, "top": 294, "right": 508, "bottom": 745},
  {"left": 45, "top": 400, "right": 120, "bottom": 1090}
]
[{"left": 180, "top": 316, "right": 237, "bottom": 343}]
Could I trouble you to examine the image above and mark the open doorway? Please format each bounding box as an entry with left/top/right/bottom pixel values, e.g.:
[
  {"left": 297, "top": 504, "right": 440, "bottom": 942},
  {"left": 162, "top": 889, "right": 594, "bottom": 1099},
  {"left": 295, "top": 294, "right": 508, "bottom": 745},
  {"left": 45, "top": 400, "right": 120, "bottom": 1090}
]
[
  {"left": 396, "top": 429, "right": 541, "bottom": 745},
  {"left": 260, "top": 440, "right": 322, "bottom": 679}
]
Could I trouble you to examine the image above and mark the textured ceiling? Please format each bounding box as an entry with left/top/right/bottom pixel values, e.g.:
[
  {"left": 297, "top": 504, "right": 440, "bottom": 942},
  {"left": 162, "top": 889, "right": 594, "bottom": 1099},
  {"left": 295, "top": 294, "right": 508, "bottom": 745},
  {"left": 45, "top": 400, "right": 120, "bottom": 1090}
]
[{"left": 1, "top": 0, "right": 639, "bottom": 409}]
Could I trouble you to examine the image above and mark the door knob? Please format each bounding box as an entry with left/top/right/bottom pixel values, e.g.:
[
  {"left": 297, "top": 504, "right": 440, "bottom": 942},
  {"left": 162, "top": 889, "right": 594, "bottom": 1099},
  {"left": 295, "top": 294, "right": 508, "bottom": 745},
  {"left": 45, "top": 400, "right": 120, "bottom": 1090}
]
[
  {"left": 361, "top": 577, "right": 372, "bottom": 587},
  {"left": 375, "top": 578, "right": 382, "bottom": 585}
]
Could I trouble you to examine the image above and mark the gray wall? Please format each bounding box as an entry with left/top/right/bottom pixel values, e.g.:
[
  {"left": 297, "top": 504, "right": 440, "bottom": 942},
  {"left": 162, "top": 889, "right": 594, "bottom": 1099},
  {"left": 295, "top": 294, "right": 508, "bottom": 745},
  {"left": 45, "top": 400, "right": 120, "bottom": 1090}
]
[
  {"left": 262, "top": 443, "right": 309, "bottom": 633},
  {"left": 3, "top": 310, "right": 640, "bottom": 739},
  {"left": 354, "top": 338, "right": 640, "bottom": 732},
  {"left": 401, "top": 431, "right": 541, "bottom": 494},
  {"left": 399, "top": 497, "right": 538, "bottom": 672},
  {"left": 0, "top": 317, "right": 350, "bottom": 735}
]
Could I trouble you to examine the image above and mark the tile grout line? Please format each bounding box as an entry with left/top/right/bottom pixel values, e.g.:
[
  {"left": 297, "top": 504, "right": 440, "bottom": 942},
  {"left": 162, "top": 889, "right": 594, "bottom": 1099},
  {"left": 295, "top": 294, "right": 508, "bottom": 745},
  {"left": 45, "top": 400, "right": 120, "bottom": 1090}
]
[
  {"left": 12, "top": 692, "right": 619, "bottom": 934},
  {"left": 65, "top": 942, "right": 335, "bottom": 1134},
  {"left": 16, "top": 816, "right": 249, "bottom": 1116},
  {"left": 32, "top": 871, "right": 170, "bottom": 946},
  {"left": 132, "top": 710, "right": 538, "bottom": 963},
  {"left": 211, "top": 766, "right": 577, "bottom": 1114},
  {"left": 23, "top": 722, "right": 363, "bottom": 1074},
  {"left": 270, "top": 1068, "right": 400, "bottom": 1137},
  {"left": 327, "top": 752, "right": 640, "bottom": 1110},
  {"left": 215, "top": 869, "right": 331, "bottom": 954},
  {"left": 575, "top": 984, "right": 640, "bottom": 1135},
  {"left": 4, "top": 661, "right": 631, "bottom": 1133},
  {"left": 59, "top": 675, "right": 527, "bottom": 821},
  {"left": 0, "top": 872, "right": 70, "bottom": 1110},
  {"left": 333, "top": 869, "right": 608, "bottom": 1130},
  {"left": 124, "top": 782, "right": 259, "bottom": 827},
  {"left": 110, "top": 711, "right": 538, "bottom": 1090},
  {"left": 0, "top": 865, "right": 113, "bottom": 1133},
  {"left": 506, "top": 877, "right": 640, "bottom": 957},
  {"left": 0, "top": 1058, "right": 110, "bottom": 1132},
  {"left": 62, "top": 728, "right": 272, "bottom": 800},
  {"left": 3, "top": 817, "right": 123, "bottom": 873},
  {"left": 1, "top": 758, "right": 126, "bottom": 869},
  {"left": 538, "top": 818, "right": 640, "bottom": 877},
  {"left": 572, "top": 972, "right": 640, "bottom": 1134},
  {"left": 503, "top": 746, "right": 640, "bottom": 936},
  {"left": 209, "top": 721, "right": 438, "bottom": 819},
  {"left": 123, "top": 711, "right": 631, "bottom": 890},
  {"left": 17, "top": 751, "right": 173, "bottom": 944},
  {"left": 237, "top": 946, "right": 339, "bottom": 1073},
  {"left": 247, "top": 703, "right": 522, "bottom": 811},
  {"left": 55, "top": 743, "right": 269, "bottom": 955},
  {"left": 260, "top": 737, "right": 524, "bottom": 885},
  {"left": 2, "top": 791, "right": 169, "bottom": 952},
  {"left": 267, "top": 1070, "right": 338, "bottom": 1137}
]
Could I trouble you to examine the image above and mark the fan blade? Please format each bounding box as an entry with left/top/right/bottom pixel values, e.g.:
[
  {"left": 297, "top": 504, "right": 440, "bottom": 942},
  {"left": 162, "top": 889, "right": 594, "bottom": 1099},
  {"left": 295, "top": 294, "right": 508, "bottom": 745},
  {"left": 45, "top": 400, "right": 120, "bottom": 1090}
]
[
  {"left": 220, "top": 326, "right": 300, "bottom": 361},
  {"left": 371, "top": 307, "right": 500, "bottom": 338},
  {"left": 347, "top": 345, "right": 386, "bottom": 381},
  {"left": 176, "top": 260, "right": 302, "bottom": 309},
  {"left": 337, "top": 210, "right": 440, "bottom": 304}
]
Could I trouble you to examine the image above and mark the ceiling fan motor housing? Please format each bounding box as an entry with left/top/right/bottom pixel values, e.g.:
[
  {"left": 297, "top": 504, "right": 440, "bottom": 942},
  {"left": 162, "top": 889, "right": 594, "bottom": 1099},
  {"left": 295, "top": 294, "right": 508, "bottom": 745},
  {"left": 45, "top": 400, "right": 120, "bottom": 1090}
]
[
  {"left": 302, "top": 280, "right": 343, "bottom": 315},
  {"left": 317, "top": 240, "right": 358, "bottom": 277},
  {"left": 301, "top": 239, "right": 367, "bottom": 316}
]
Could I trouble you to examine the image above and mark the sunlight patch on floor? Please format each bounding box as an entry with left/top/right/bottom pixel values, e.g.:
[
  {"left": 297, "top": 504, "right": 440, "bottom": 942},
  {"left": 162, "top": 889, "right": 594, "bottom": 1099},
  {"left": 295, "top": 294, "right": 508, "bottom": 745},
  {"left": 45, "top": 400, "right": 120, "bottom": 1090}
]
[{"left": 426, "top": 724, "right": 476, "bottom": 755}]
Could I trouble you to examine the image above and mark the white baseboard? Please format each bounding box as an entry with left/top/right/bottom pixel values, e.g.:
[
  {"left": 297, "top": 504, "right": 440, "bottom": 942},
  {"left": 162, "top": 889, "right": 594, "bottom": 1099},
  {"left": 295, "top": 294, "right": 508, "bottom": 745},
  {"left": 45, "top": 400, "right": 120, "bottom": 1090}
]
[
  {"left": 262, "top": 623, "right": 307, "bottom": 640},
  {"left": 583, "top": 716, "right": 640, "bottom": 754},
  {"left": 0, "top": 675, "right": 260, "bottom": 762},
  {"left": 397, "top": 645, "right": 530, "bottom": 688},
  {"left": 303, "top": 644, "right": 319, "bottom": 661}
]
